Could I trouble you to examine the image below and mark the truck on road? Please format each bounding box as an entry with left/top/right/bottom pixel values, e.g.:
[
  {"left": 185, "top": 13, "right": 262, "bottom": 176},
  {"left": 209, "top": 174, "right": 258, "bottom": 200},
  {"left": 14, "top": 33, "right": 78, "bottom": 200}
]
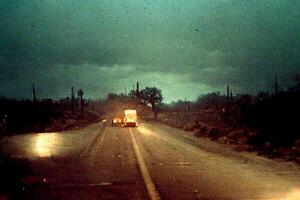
[{"left": 123, "top": 110, "right": 138, "bottom": 127}]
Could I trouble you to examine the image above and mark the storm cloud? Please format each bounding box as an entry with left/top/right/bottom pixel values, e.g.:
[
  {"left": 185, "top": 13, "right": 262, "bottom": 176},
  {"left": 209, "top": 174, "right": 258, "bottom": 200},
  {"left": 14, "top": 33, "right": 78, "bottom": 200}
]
[{"left": 1, "top": 0, "right": 300, "bottom": 102}]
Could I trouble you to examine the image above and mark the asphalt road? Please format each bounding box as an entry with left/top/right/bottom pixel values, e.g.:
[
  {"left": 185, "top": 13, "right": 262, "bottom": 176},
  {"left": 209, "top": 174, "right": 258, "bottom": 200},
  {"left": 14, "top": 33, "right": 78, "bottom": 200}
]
[{"left": 1, "top": 122, "right": 300, "bottom": 200}]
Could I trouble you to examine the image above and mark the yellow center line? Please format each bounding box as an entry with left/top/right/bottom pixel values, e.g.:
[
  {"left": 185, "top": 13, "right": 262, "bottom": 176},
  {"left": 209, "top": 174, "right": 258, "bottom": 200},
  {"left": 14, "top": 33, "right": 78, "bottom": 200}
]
[{"left": 129, "top": 128, "right": 161, "bottom": 200}]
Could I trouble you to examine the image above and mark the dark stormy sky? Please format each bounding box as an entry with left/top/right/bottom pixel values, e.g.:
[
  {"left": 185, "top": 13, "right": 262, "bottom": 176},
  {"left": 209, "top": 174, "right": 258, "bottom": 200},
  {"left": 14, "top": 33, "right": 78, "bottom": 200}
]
[{"left": 1, "top": 0, "right": 300, "bottom": 102}]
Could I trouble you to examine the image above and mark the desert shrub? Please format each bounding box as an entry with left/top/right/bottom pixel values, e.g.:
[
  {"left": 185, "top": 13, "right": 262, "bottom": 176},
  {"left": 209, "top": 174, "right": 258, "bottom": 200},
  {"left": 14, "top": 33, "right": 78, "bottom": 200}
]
[
  {"left": 208, "top": 127, "right": 222, "bottom": 141},
  {"left": 0, "top": 97, "right": 102, "bottom": 135},
  {"left": 293, "top": 139, "right": 300, "bottom": 156},
  {"left": 225, "top": 130, "right": 248, "bottom": 144},
  {"left": 200, "top": 126, "right": 208, "bottom": 134},
  {"left": 183, "top": 125, "right": 194, "bottom": 132},
  {"left": 247, "top": 130, "right": 267, "bottom": 150},
  {"left": 192, "top": 121, "right": 202, "bottom": 129},
  {"left": 194, "top": 125, "right": 208, "bottom": 137},
  {"left": 242, "top": 91, "right": 300, "bottom": 149},
  {"left": 194, "top": 130, "right": 203, "bottom": 137},
  {"left": 64, "top": 119, "right": 78, "bottom": 130}
]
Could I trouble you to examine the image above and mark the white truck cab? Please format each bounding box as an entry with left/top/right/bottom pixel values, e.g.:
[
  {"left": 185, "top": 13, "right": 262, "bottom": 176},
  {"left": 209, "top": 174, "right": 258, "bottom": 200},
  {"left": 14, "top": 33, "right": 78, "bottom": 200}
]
[{"left": 123, "top": 109, "right": 138, "bottom": 127}]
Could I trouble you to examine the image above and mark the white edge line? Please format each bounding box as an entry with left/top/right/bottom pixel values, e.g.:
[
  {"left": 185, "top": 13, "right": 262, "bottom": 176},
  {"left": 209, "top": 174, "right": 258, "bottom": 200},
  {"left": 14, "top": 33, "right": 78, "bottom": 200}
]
[{"left": 129, "top": 128, "right": 161, "bottom": 200}]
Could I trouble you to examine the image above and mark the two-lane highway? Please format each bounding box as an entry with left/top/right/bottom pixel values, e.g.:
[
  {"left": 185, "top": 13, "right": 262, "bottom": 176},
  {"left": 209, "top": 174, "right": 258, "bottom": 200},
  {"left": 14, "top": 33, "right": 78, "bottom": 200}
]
[{"left": 1, "top": 122, "right": 300, "bottom": 199}]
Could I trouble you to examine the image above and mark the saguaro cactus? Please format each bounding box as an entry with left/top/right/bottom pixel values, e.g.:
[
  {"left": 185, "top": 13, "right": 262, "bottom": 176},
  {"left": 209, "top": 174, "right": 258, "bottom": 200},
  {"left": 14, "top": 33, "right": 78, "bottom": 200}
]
[
  {"left": 230, "top": 89, "right": 233, "bottom": 106},
  {"left": 77, "top": 89, "right": 84, "bottom": 118},
  {"left": 187, "top": 100, "right": 191, "bottom": 112},
  {"left": 71, "top": 86, "right": 75, "bottom": 115},
  {"left": 136, "top": 81, "right": 140, "bottom": 98},
  {"left": 226, "top": 85, "right": 233, "bottom": 111},
  {"left": 227, "top": 85, "right": 230, "bottom": 100}
]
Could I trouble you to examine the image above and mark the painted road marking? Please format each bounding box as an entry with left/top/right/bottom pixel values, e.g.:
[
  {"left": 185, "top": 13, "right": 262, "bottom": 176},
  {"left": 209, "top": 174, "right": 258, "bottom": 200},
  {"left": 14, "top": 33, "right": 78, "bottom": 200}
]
[
  {"left": 129, "top": 128, "right": 161, "bottom": 200},
  {"left": 83, "top": 126, "right": 107, "bottom": 157},
  {"left": 98, "top": 127, "right": 107, "bottom": 147},
  {"left": 137, "top": 126, "right": 207, "bottom": 160}
]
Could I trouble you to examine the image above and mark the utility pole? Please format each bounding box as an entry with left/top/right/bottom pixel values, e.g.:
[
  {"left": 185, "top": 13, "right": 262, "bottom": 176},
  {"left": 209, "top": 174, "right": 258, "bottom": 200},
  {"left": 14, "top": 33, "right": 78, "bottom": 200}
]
[{"left": 32, "top": 83, "right": 36, "bottom": 104}]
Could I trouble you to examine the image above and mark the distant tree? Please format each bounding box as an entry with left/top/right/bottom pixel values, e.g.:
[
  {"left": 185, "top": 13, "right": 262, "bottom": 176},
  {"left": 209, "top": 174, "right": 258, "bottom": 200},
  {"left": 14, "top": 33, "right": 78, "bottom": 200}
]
[
  {"left": 139, "top": 87, "right": 163, "bottom": 118},
  {"left": 256, "top": 91, "right": 270, "bottom": 102},
  {"left": 107, "top": 93, "right": 118, "bottom": 100},
  {"left": 197, "top": 92, "right": 224, "bottom": 109},
  {"left": 165, "top": 99, "right": 193, "bottom": 112}
]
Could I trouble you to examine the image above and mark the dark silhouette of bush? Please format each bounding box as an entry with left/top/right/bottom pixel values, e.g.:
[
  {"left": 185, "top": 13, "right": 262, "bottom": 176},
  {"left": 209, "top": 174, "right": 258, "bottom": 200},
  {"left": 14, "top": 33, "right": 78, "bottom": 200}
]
[
  {"left": 0, "top": 155, "right": 34, "bottom": 198},
  {"left": 0, "top": 97, "right": 101, "bottom": 135},
  {"left": 197, "top": 92, "right": 227, "bottom": 110},
  {"left": 0, "top": 98, "right": 63, "bottom": 134},
  {"left": 194, "top": 126, "right": 209, "bottom": 138},
  {"left": 209, "top": 127, "right": 222, "bottom": 141},
  {"left": 201, "top": 126, "right": 208, "bottom": 133},
  {"left": 245, "top": 91, "right": 300, "bottom": 150}
]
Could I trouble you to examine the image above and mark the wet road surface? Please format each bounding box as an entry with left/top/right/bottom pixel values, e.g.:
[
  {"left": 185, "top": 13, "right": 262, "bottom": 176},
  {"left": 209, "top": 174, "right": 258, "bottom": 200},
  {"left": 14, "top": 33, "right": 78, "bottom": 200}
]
[{"left": 1, "top": 122, "right": 300, "bottom": 200}]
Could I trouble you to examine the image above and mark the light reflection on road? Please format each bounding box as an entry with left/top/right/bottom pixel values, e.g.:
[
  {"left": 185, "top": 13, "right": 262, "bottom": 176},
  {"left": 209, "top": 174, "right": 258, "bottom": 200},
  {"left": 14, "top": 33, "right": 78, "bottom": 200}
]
[
  {"left": 270, "top": 188, "right": 300, "bottom": 200},
  {"left": 286, "top": 189, "right": 300, "bottom": 200},
  {"left": 137, "top": 125, "right": 154, "bottom": 136},
  {"left": 0, "top": 125, "right": 100, "bottom": 158},
  {"left": 34, "top": 133, "right": 60, "bottom": 157}
]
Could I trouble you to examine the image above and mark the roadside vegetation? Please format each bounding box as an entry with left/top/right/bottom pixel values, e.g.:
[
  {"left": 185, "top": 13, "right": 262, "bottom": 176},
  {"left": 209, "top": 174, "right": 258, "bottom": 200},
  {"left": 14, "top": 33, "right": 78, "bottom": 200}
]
[
  {"left": 0, "top": 82, "right": 159, "bottom": 136},
  {"left": 0, "top": 96, "right": 102, "bottom": 136},
  {"left": 156, "top": 83, "right": 300, "bottom": 164}
]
